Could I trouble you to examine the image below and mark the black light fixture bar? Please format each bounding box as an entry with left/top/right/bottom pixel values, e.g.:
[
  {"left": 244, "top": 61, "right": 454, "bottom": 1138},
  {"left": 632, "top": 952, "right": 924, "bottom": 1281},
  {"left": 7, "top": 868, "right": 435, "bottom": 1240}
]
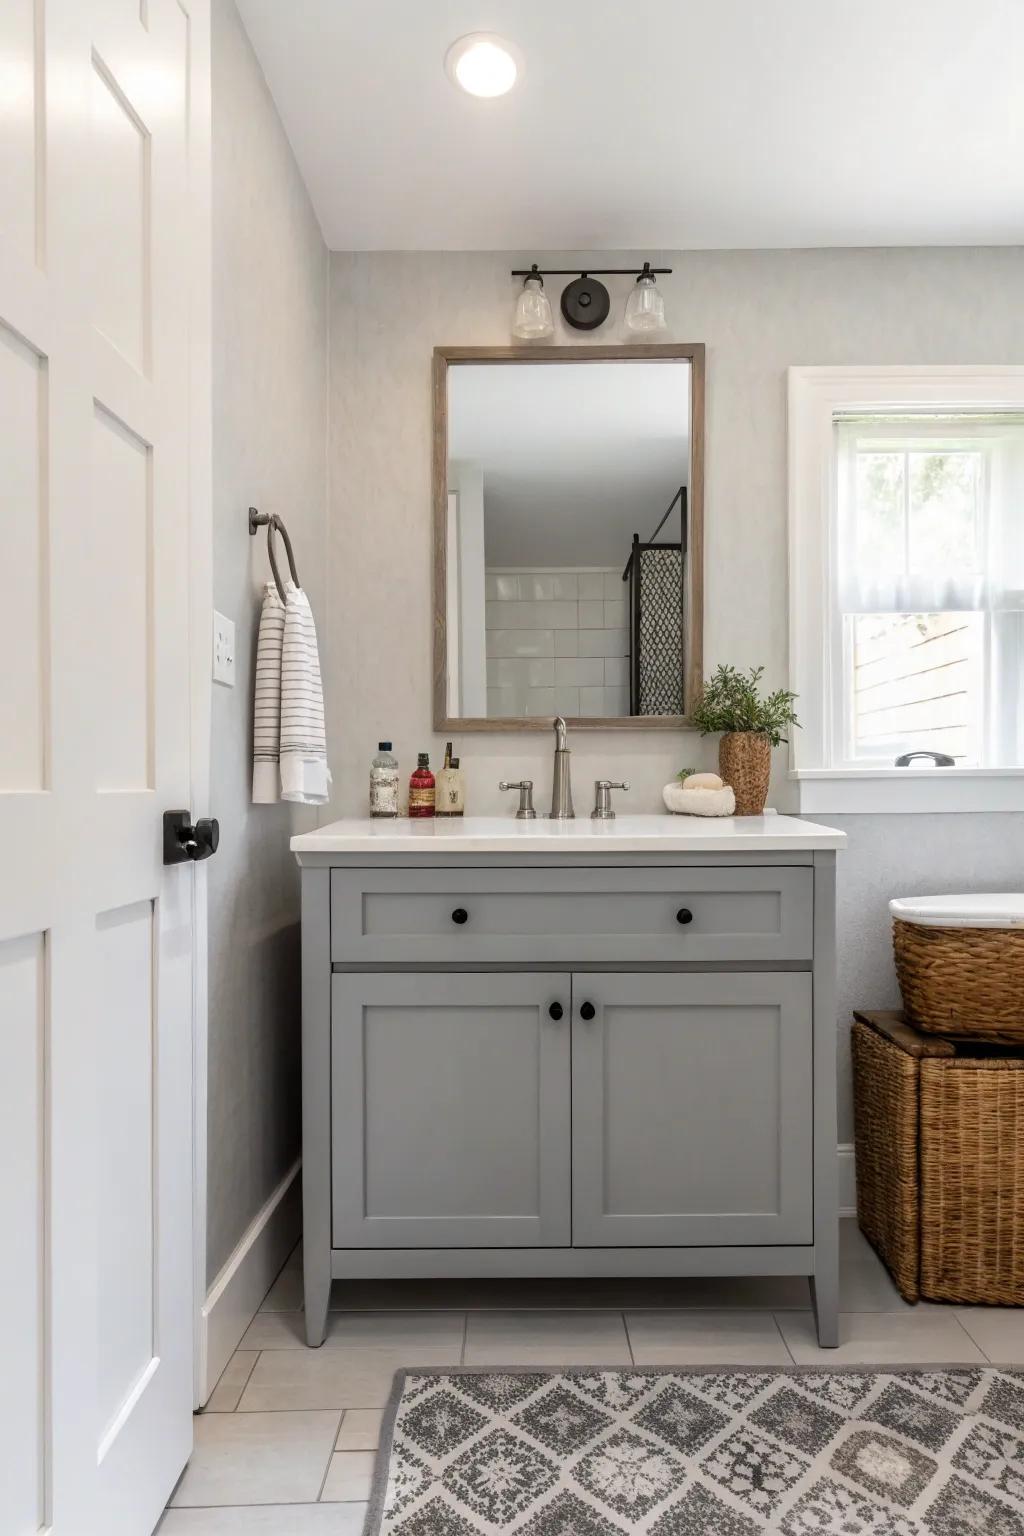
[{"left": 511, "top": 266, "right": 672, "bottom": 277}]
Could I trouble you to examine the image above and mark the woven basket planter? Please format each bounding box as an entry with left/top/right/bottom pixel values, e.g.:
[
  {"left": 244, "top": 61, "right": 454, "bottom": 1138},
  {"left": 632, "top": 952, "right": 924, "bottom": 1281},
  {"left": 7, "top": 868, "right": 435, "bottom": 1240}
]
[
  {"left": 893, "top": 918, "right": 1024, "bottom": 1044},
  {"left": 718, "top": 732, "right": 771, "bottom": 816},
  {"left": 853, "top": 1010, "right": 1024, "bottom": 1305}
]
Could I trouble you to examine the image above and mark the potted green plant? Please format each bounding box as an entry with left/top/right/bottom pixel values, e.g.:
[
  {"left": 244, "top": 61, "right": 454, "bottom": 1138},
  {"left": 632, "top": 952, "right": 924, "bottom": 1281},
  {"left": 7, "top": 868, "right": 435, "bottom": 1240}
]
[{"left": 690, "top": 665, "right": 799, "bottom": 815}]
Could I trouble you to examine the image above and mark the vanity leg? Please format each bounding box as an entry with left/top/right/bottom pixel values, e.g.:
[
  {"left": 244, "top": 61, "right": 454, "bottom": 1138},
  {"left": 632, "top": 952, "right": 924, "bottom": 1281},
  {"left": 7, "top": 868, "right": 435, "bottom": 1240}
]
[
  {"left": 304, "top": 1249, "right": 330, "bottom": 1348},
  {"left": 302, "top": 867, "right": 332, "bottom": 1348},
  {"left": 811, "top": 1239, "right": 840, "bottom": 1349},
  {"left": 812, "top": 851, "right": 840, "bottom": 1349}
]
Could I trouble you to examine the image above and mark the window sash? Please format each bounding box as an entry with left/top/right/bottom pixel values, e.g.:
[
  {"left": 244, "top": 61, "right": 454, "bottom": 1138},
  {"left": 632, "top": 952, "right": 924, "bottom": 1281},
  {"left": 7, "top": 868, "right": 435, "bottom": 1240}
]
[{"left": 829, "top": 417, "right": 1024, "bottom": 770}]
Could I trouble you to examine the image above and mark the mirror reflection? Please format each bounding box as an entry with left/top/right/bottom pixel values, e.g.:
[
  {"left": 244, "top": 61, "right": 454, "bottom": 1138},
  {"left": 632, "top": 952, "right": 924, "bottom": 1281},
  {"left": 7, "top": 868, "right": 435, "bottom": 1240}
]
[{"left": 445, "top": 359, "right": 692, "bottom": 721}]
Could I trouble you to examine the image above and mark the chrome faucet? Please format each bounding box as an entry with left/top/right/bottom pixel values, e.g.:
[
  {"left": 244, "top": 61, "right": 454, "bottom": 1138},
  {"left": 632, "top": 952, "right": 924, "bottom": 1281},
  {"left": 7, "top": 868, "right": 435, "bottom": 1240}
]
[{"left": 550, "top": 716, "right": 575, "bottom": 820}]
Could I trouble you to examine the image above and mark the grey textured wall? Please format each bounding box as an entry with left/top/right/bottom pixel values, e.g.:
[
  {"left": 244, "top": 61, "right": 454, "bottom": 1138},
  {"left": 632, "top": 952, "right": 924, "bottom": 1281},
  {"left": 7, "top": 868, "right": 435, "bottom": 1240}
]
[
  {"left": 832, "top": 814, "right": 1024, "bottom": 1138},
  {"left": 326, "top": 247, "right": 1024, "bottom": 1137},
  {"left": 207, "top": 0, "right": 328, "bottom": 1285}
]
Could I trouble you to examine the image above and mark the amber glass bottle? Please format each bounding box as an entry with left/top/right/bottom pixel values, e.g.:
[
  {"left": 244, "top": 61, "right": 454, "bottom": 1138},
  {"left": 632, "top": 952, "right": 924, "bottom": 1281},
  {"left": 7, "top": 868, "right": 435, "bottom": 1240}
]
[{"left": 408, "top": 752, "right": 435, "bottom": 818}]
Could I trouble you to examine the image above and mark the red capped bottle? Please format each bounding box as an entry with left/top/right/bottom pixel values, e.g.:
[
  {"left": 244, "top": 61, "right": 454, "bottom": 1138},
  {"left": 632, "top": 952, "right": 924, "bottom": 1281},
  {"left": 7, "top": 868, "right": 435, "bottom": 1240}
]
[{"left": 408, "top": 752, "right": 435, "bottom": 818}]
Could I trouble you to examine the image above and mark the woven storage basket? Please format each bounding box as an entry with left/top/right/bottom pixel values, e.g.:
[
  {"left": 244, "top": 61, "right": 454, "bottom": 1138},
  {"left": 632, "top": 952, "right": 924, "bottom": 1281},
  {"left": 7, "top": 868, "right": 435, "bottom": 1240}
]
[
  {"left": 893, "top": 918, "right": 1024, "bottom": 1044},
  {"left": 853, "top": 1010, "right": 1024, "bottom": 1305}
]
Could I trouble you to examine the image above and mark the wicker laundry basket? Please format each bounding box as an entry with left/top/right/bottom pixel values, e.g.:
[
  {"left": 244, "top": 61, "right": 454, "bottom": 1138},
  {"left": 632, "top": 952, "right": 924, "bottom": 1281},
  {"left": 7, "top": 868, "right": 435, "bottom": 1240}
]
[
  {"left": 890, "top": 894, "right": 1024, "bottom": 1045},
  {"left": 852, "top": 1009, "right": 1024, "bottom": 1305}
]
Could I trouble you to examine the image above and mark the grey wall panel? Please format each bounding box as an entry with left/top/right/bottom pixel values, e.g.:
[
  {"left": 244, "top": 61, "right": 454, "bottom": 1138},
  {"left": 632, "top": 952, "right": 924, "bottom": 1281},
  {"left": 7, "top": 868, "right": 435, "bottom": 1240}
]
[
  {"left": 206, "top": 0, "right": 329, "bottom": 1287},
  {"left": 831, "top": 812, "right": 1024, "bottom": 1141},
  {"left": 325, "top": 245, "right": 1024, "bottom": 820}
]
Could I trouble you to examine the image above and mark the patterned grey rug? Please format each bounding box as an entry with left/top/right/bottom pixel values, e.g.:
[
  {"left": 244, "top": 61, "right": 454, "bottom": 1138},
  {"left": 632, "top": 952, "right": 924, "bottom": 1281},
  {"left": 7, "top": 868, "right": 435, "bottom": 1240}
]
[{"left": 363, "top": 1366, "right": 1024, "bottom": 1535}]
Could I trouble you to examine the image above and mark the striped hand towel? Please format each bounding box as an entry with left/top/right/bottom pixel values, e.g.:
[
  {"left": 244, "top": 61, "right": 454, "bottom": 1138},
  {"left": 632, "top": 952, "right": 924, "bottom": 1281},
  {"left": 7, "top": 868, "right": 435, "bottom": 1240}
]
[{"left": 252, "top": 581, "right": 331, "bottom": 805}]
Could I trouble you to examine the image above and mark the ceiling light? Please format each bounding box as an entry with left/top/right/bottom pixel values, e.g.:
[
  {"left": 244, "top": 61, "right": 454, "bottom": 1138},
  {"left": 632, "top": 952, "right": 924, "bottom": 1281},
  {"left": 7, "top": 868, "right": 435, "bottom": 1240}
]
[{"left": 445, "top": 34, "right": 519, "bottom": 98}]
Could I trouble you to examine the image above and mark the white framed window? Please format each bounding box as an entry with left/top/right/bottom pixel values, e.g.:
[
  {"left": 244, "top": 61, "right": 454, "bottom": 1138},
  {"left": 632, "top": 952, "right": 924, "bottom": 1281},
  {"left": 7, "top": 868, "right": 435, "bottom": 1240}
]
[{"left": 788, "top": 367, "right": 1024, "bottom": 813}]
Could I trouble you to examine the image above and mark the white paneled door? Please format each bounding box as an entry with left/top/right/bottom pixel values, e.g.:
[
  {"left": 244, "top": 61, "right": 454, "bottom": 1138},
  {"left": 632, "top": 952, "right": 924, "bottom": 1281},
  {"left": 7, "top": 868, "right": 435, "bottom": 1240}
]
[{"left": 0, "top": 2, "right": 208, "bottom": 1533}]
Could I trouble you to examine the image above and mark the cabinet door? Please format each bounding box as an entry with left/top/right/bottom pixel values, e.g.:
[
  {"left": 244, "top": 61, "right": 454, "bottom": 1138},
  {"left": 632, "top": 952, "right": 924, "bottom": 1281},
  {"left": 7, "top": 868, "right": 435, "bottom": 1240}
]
[
  {"left": 332, "top": 973, "right": 571, "bottom": 1247},
  {"left": 572, "top": 973, "right": 813, "bottom": 1246}
]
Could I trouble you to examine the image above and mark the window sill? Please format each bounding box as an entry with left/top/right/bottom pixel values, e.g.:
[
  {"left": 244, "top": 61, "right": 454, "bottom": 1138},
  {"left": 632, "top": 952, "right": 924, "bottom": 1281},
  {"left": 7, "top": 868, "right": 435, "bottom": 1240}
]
[{"left": 790, "top": 768, "right": 1024, "bottom": 815}]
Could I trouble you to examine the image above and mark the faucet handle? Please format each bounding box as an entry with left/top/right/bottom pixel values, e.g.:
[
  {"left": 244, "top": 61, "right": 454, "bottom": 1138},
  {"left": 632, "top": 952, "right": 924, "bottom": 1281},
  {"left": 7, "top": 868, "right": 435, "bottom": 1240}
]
[
  {"left": 591, "top": 780, "right": 630, "bottom": 819},
  {"left": 499, "top": 779, "right": 537, "bottom": 820}
]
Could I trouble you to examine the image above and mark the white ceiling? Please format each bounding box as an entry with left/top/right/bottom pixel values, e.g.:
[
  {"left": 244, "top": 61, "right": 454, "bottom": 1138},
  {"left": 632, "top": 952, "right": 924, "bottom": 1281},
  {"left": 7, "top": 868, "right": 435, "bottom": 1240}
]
[
  {"left": 235, "top": 0, "right": 1023, "bottom": 251},
  {"left": 448, "top": 361, "right": 689, "bottom": 566}
]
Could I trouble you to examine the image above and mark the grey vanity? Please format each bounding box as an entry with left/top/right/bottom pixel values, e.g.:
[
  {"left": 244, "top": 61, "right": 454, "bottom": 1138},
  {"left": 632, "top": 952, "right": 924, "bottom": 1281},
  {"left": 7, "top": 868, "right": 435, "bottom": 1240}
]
[{"left": 292, "top": 814, "right": 846, "bottom": 1348}]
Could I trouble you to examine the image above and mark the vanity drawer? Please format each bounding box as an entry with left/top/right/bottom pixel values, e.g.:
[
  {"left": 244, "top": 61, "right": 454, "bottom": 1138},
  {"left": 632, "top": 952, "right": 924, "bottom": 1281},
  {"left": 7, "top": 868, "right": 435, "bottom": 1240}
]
[{"left": 330, "top": 867, "right": 813, "bottom": 964}]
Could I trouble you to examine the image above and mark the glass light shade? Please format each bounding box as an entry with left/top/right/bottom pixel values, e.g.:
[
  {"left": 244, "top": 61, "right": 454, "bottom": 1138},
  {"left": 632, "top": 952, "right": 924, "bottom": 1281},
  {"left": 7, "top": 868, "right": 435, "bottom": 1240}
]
[
  {"left": 512, "top": 277, "right": 554, "bottom": 340},
  {"left": 624, "top": 273, "right": 667, "bottom": 333}
]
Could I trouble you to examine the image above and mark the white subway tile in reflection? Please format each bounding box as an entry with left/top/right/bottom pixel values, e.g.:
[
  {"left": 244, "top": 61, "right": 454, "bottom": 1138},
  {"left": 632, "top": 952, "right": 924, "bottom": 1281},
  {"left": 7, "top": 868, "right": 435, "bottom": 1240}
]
[
  {"left": 486, "top": 630, "right": 554, "bottom": 659},
  {"left": 579, "top": 629, "right": 627, "bottom": 659}
]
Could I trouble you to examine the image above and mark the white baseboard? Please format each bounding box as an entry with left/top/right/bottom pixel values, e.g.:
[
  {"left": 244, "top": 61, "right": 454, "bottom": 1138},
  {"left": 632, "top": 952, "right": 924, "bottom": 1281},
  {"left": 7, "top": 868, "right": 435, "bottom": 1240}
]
[
  {"left": 197, "top": 1159, "right": 302, "bottom": 1406},
  {"left": 838, "top": 1142, "right": 856, "bottom": 1218}
]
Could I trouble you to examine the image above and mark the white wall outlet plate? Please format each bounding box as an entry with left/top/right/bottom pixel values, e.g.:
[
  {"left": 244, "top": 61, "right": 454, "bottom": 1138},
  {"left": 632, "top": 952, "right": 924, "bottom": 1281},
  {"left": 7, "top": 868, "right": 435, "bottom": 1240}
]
[{"left": 213, "top": 611, "right": 236, "bottom": 686}]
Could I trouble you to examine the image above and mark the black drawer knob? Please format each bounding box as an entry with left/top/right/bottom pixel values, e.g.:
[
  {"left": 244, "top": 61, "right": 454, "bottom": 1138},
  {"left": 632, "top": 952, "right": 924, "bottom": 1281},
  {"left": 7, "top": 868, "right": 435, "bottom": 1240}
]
[
  {"left": 676, "top": 907, "right": 693, "bottom": 925},
  {"left": 451, "top": 907, "right": 469, "bottom": 925},
  {"left": 579, "top": 1001, "right": 596, "bottom": 1021},
  {"left": 548, "top": 1001, "right": 563, "bottom": 1021}
]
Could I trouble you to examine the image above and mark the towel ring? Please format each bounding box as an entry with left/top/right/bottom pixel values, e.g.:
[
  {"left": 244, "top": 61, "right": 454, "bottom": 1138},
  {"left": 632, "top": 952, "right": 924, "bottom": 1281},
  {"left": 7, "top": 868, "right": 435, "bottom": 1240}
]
[{"left": 248, "top": 507, "right": 300, "bottom": 602}]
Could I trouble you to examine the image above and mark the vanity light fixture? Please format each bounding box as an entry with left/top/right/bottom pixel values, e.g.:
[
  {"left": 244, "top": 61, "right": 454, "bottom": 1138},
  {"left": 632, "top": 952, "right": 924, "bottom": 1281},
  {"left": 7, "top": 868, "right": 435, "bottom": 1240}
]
[
  {"left": 445, "top": 33, "right": 520, "bottom": 98},
  {"left": 512, "top": 265, "right": 554, "bottom": 340},
  {"left": 624, "top": 261, "right": 668, "bottom": 333},
  {"left": 510, "top": 263, "right": 672, "bottom": 335}
]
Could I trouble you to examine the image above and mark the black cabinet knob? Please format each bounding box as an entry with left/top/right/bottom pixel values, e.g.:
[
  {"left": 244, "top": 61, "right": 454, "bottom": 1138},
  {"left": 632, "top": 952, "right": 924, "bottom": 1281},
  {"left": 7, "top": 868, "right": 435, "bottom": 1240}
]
[
  {"left": 579, "top": 1001, "right": 596, "bottom": 1021},
  {"left": 548, "top": 1001, "right": 563, "bottom": 1021},
  {"left": 676, "top": 907, "right": 693, "bottom": 925},
  {"left": 451, "top": 907, "right": 469, "bottom": 925}
]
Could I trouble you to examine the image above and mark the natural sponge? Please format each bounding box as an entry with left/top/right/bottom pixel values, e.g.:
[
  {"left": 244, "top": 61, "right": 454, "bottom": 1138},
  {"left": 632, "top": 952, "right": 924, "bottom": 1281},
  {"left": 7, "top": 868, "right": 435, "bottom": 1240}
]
[{"left": 663, "top": 776, "right": 736, "bottom": 816}]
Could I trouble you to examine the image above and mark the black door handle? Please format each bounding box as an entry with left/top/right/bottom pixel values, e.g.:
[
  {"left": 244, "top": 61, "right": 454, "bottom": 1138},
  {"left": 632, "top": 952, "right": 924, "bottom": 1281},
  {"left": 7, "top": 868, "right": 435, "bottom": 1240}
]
[
  {"left": 451, "top": 907, "right": 469, "bottom": 925},
  {"left": 164, "top": 810, "right": 220, "bottom": 865},
  {"left": 579, "top": 1001, "right": 596, "bottom": 1021},
  {"left": 548, "top": 1001, "right": 563, "bottom": 1021},
  {"left": 676, "top": 907, "right": 693, "bottom": 925}
]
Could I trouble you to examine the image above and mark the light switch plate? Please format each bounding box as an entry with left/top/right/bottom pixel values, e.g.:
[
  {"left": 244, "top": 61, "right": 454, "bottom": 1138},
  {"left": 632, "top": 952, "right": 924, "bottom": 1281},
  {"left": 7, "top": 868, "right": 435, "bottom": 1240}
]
[{"left": 213, "top": 611, "right": 235, "bottom": 686}]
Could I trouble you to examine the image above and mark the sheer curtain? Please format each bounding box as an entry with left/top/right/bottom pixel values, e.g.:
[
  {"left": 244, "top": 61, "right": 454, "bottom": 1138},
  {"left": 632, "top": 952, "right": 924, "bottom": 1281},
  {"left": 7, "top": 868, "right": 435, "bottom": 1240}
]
[{"left": 833, "top": 413, "right": 1024, "bottom": 767}]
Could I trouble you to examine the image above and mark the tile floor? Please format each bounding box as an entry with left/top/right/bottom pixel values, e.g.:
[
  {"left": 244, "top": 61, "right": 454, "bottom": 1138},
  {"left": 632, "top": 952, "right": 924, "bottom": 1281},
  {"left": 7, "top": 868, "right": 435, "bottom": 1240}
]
[{"left": 159, "top": 1220, "right": 1024, "bottom": 1533}]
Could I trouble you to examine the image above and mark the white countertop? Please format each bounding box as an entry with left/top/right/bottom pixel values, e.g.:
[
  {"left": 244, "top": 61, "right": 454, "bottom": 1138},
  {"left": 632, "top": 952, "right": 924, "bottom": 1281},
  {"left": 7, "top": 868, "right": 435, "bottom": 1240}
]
[{"left": 291, "top": 813, "right": 846, "bottom": 856}]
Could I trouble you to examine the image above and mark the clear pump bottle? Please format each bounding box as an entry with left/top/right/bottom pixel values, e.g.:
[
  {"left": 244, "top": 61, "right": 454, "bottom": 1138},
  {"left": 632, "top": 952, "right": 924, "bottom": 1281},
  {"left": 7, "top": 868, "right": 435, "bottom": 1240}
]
[{"left": 369, "top": 741, "right": 399, "bottom": 818}]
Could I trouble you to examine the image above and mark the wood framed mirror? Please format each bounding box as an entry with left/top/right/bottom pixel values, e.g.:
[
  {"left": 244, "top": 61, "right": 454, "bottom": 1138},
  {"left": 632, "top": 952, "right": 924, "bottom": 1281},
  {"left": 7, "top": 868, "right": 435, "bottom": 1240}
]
[{"left": 433, "top": 344, "right": 704, "bottom": 731}]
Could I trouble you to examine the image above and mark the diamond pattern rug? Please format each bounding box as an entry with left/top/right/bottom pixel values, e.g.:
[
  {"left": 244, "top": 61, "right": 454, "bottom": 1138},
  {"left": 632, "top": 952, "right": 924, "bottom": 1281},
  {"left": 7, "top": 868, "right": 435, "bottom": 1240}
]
[{"left": 363, "top": 1367, "right": 1024, "bottom": 1534}]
